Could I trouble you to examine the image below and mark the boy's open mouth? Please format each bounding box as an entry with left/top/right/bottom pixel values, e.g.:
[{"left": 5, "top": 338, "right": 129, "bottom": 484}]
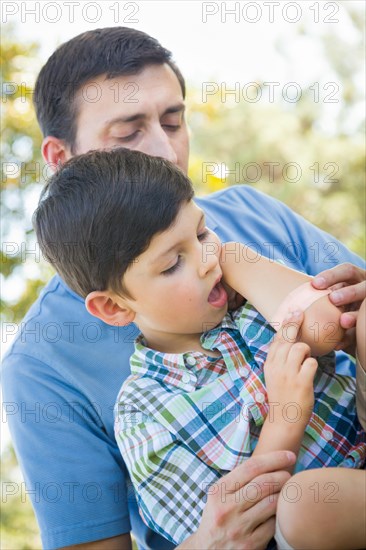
[{"left": 208, "top": 279, "right": 228, "bottom": 308}]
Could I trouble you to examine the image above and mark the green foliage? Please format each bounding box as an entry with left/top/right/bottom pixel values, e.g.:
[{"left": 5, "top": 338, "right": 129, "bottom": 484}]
[
  {"left": 1, "top": 26, "right": 46, "bottom": 323},
  {"left": 188, "top": 95, "right": 365, "bottom": 257},
  {"left": 187, "top": 9, "right": 365, "bottom": 258},
  {"left": 1, "top": 446, "right": 42, "bottom": 549}
]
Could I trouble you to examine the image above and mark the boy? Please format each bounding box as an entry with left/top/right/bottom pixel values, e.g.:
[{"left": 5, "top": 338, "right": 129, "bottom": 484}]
[{"left": 34, "top": 148, "right": 365, "bottom": 547}]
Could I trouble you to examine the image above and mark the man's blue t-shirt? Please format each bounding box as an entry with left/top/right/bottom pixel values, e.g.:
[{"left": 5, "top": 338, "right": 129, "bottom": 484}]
[{"left": 2, "top": 185, "right": 364, "bottom": 549}]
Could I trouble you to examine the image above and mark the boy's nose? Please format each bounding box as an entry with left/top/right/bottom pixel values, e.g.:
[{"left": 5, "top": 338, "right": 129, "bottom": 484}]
[{"left": 198, "top": 242, "right": 219, "bottom": 278}]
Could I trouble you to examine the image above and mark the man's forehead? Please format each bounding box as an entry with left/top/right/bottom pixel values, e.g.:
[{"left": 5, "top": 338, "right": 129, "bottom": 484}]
[
  {"left": 76, "top": 64, "right": 183, "bottom": 101},
  {"left": 104, "top": 103, "right": 185, "bottom": 127},
  {"left": 74, "top": 65, "right": 184, "bottom": 125}
]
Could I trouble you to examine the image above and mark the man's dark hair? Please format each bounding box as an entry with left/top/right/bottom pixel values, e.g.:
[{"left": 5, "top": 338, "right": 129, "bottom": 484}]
[
  {"left": 33, "top": 148, "right": 194, "bottom": 298},
  {"left": 34, "top": 27, "right": 185, "bottom": 152}
]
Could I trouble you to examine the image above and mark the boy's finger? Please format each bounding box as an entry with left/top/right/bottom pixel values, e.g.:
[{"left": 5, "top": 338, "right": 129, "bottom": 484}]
[
  {"left": 276, "top": 310, "right": 304, "bottom": 346},
  {"left": 299, "top": 357, "right": 318, "bottom": 382},
  {"left": 287, "top": 342, "right": 312, "bottom": 371},
  {"left": 266, "top": 310, "right": 304, "bottom": 364}
]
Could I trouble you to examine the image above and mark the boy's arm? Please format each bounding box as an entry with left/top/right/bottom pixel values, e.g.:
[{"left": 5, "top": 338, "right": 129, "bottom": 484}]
[
  {"left": 221, "top": 242, "right": 344, "bottom": 356},
  {"left": 252, "top": 312, "right": 318, "bottom": 468}
]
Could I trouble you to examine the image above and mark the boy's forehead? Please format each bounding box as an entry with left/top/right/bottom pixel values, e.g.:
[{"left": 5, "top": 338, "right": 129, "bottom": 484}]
[{"left": 145, "top": 202, "right": 204, "bottom": 261}]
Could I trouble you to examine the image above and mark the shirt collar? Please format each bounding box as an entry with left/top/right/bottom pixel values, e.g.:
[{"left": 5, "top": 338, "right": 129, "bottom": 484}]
[
  {"left": 131, "top": 337, "right": 198, "bottom": 391},
  {"left": 130, "top": 312, "right": 237, "bottom": 391}
]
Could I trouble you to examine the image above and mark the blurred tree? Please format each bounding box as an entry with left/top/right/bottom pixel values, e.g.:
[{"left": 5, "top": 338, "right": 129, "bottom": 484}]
[
  {"left": 0, "top": 445, "right": 42, "bottom": 549},
  {"left": 188, "top": 3, "right": 365, "bottom": 258},
  {"left": 1, "top": 26, "right": 53, "bottom": 325},
  {"left": 1, "top": 27, "right": 50, "bottom": 549}
]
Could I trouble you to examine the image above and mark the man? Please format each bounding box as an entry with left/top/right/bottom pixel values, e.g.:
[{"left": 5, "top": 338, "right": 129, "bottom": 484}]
[{"left": 2, "top": 27, "right": 365, "bottom": 550}]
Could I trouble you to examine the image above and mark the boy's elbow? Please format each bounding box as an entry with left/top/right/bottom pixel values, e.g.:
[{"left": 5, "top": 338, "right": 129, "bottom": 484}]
[{"left": 300, "top": 296, "right": 345, "bottom": 357}]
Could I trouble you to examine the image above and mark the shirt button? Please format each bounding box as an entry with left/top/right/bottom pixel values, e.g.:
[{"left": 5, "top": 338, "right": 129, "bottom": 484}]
[
  {"left": 255, "top": 392, "right": 266, "bottom": 404},
  {"left": 182, "top": 372, "right": 191, "bottom": 384},
  {"left": 239, "top": 366, "right": 249, "bottom": 378},
  {"left": 323, "top": 430, "right": 333, "bottom": 441},
  {"left": 186, "top": 356, "right": 196, "bottom": 366}
]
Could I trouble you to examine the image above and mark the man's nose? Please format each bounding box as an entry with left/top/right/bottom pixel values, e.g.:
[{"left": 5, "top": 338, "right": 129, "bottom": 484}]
[{"left": 147, "top": 126, "right": 178, "bottom": 165}]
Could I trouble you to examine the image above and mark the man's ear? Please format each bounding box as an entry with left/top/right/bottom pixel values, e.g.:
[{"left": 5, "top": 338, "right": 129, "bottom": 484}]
[
  {"left": 42, "top": 136, "right": 73, "bottom": 168},
  {"left": 85, "top": 291, "right": 136, "bottom": 326}
]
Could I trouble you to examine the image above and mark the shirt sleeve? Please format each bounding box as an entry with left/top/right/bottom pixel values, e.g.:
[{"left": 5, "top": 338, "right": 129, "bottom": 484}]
[
  {"left": 2, "top": 353, "right": 133, "bottom": 549},
  {"left": 115, "top": 407, "right": 221, "bottom": 546},
  {"left": 202, "top": 185, "right": 365, "bottom": 273},
  {"left": 243, "top": 186, "right": 366, "bottom": 274}
]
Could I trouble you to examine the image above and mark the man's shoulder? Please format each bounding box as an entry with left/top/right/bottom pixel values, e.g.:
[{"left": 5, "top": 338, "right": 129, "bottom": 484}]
[
  {"left": 13, "top": 274, "right": 83, "bottom": 324},
  {"left": 196, "top": 185, "right": 288, "bottom": 227},
  {"left": 2, "top": 273, "right": 135, "bottom": 413},
  {"left": 198, "top": 184, "right": 274, "bottom": 207},
  {"left": 3, "top": 275, "right": 85, "bottom": 358},
  {"left": 196, "top": 184, "right": 295, "bottom": 250}
]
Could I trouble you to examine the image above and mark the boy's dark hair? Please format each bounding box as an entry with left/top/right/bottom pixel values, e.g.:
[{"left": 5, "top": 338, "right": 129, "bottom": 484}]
[
  {"left": 33, "top": 149, "right": 194, "bottom": 298},
  {"left": 34, "top": 27, "right": 185, "bottom": 152}
]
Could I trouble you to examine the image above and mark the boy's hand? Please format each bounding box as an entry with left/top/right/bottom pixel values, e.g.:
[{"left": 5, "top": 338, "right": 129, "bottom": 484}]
[{"left": 264, "top": 311, "right": 318, "bottom": 429}]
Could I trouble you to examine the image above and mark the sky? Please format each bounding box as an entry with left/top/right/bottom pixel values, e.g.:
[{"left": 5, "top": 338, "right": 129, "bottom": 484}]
[{"left": 3, "top": 0, "right": 364, "bottom": 88}]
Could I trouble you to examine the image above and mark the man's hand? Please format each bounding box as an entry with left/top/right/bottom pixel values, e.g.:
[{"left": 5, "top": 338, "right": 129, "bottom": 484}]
[
  {"left": 312, "top": 263, "right": 366, "bottom": 355},
  {"left": 178, "top": 451, "right": 296, "bottom": 550}
]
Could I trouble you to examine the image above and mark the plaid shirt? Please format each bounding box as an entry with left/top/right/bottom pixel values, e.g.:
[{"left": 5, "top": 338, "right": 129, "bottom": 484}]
[{"left": 115, "top": 302, "right": 366, "bottom": 545}]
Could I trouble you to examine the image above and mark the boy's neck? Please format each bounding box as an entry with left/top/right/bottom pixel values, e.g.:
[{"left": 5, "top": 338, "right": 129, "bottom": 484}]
[{"left": 142, "top": 330, "right": 221, "bottom": 357}]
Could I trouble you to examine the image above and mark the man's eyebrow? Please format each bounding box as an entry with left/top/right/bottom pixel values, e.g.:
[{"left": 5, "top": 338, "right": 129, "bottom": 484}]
[
  {"left": 163, "top": 104, "right": 186, "bottom": 116},
  {"left": 151, "top": 212, "right": 205, "bottom": 266},
  {"left": 105, "top": 104, "right": 186, "bottom": 128}
]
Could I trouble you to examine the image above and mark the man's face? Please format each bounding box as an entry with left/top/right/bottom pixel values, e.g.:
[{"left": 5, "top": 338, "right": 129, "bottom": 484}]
[
  {"left": 120, "top": 201, "right": 228, "bottom": 353},
  {"left": 71, "top": 64, "right": 189, "bottom": 173}
]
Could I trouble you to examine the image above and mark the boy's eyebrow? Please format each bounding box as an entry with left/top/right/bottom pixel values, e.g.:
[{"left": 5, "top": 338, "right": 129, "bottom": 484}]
[
  {"left": 105, "top": 104, "right": 186, "bottom": 127},
  {"left": 151, "top": 212, "right": 206, "bottom": 266}
]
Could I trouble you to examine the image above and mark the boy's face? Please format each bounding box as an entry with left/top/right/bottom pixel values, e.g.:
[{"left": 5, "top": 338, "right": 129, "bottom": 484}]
[
  {"left": 70, "top": 64, "right": 189, "bottom": 173},
  {"left": 121, "top": 200, "right": 228, "bottom": 352}
]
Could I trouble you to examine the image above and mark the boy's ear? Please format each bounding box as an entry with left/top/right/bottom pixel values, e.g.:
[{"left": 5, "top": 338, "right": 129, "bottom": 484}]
[
  {"left": 85, "top": 291, "right": 136, "bottom": 326},
  {"left": 42, "top": 136, "right": 72, "bottom": 168}
]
